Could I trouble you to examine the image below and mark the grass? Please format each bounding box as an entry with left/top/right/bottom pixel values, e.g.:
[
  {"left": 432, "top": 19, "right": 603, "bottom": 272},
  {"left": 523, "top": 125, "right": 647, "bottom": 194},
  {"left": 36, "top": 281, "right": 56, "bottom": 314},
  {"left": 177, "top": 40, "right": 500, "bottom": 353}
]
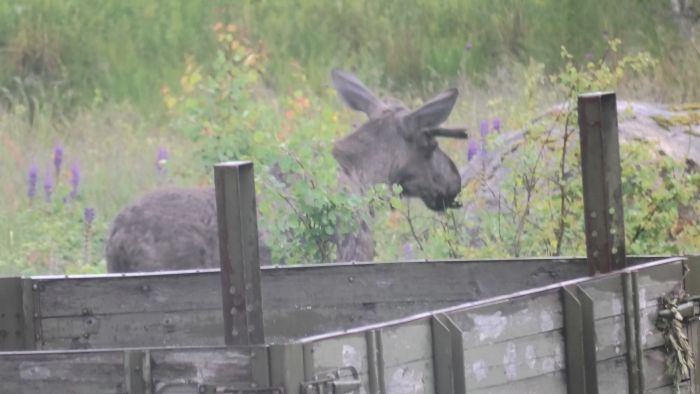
[{"left": 0, "top": 1, "right": 698, "bottom": 274}]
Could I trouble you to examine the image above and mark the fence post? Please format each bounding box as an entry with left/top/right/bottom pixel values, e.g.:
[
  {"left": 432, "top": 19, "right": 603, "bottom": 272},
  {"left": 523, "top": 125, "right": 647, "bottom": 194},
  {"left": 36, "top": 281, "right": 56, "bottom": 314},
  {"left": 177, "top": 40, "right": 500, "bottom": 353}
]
[
  {"left": 577, "top": 92, "right": 627, "bottom": 274},
  {"left": 214, "top": 161, "right": 265, "bottom": 345}
]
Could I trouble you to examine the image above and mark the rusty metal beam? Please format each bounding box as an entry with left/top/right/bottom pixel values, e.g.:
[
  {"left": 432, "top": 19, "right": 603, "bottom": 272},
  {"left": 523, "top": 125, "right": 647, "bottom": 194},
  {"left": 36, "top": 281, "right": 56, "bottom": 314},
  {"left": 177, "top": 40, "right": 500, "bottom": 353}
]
[
  {"left": 214, "top": 161, "right": 265, "bottom": 345},
  {"left": 577, "top": 92, "right": 627, "bottom": 274}
]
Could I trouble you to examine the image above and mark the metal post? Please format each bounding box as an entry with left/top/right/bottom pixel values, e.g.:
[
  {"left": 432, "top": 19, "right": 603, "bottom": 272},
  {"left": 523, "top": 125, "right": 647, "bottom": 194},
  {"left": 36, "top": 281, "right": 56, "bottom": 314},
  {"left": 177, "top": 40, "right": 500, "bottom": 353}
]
[
  {"left": 577, "top": 92, "right": 627, "bottom": 274},
  {"left": 214, "top": 161, "right": 264, "bottom": 345},
  {"left": 0, "top": 278, "right": 24, "bottom": 351}
]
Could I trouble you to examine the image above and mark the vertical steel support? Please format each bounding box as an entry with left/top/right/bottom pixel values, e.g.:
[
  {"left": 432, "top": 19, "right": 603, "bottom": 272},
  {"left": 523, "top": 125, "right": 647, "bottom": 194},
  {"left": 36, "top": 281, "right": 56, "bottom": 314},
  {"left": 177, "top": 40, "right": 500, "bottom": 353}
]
[
  {"left": 0, "top": 278, "right": 24, "bottom": 351},
  {"left": 577, "top": 92, "right": 627, "bottom": 274},
  {"left": 432, "top": 316, "right": 454, "bottom": 394},
  {"left": 21, "top": 279, "right": 37, "bottom": 350},
  {"left": 125, "top": 349, "right": 151, "bottom": 394},
  {"left": 215, "top": 161, "right": 265, "bottom": 345},
  {"left": 366, "top": 329, "right": 386, "bottom": 394},
  {"left": 563, "top": 286, "right": 586, "bottom": 394},
  {"left": 577, "top": 286, "right": 599, "bottom": 394},
  {"left": 269, "top": 343, "right": 305, "bottom": 394},
  {"left": 622, "top": 272, "right": 644, "bottom": 394}
]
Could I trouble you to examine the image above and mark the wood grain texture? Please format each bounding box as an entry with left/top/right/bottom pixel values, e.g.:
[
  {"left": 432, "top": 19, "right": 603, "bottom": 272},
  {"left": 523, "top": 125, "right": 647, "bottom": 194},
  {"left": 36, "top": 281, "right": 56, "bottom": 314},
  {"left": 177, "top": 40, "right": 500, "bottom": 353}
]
[
  {"left": 0, "top": 350, "right": 125, "bottom": 394},
  {"left": 381, "top": 319, "right": 435, "bottom": 394},
  {"left": 32, "top": 258, "right": 592, "bottom": 349}
]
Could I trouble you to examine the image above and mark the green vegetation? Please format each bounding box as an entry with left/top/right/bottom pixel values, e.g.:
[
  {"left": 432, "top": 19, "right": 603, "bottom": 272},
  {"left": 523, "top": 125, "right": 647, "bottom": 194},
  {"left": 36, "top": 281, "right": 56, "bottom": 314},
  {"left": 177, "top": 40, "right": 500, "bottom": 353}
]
[{"left": 0, "top": 1, "right": 698, "bottom": 275}]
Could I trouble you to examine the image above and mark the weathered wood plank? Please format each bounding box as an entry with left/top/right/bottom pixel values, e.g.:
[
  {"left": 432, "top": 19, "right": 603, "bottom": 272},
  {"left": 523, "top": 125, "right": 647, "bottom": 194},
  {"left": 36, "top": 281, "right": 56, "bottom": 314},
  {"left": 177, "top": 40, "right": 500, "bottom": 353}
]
[
  {"left": 40, "top": 309, "right": 224, "bottom": 349},
  {"left": 37, "top": 272, "right": 220, "bottom": 318},
  {"left": 0, "top": 350, "right": 125, "bottom": 394},
  {"left": 36, "top": 259, "right": 590, "bottom": 318},
  {"left": 381, "top": 319, "right": 434, "bottom": 394},
  {"left": 28, "top": 258, "right": 595, "bottom": 349},
  {"left": 596, "top": 356, "right": 629, "bottom": 394},
  {"left": 596, "top": 346, "right": 691, "bottom": 393},
  {"left": 647, "top": 384, "right": 692, "bottom": 394},
  {"left": 468, "top": 370, "right": 566, "bottom": 394},
  {"left": 150, "top": 347, "right": 254, "bottom": 389},
  {"left": 578, "top": 276, "right": 629, "bottom": 365},
  {"left": 447, "top": 290, "right": 562, "bottom": 348},
  {"left": 463, "top": 330, "right": 566, "bottom": 390},
  {"left": 636, "top": 261, "right": 684, "bottom": 350},
  {"left": 264, "top": 300, "right": 460, "bottom": 342},
  {"left": 38, "top": 301, "right": 466, "bottom": 349}
]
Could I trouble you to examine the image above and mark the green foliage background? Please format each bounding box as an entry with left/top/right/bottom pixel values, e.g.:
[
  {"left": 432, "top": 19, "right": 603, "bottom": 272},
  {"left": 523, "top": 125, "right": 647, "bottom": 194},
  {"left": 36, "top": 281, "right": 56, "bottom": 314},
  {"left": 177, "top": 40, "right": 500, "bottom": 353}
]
[{"left": 0, "top": 0, "right": 698, "bottom": 275}]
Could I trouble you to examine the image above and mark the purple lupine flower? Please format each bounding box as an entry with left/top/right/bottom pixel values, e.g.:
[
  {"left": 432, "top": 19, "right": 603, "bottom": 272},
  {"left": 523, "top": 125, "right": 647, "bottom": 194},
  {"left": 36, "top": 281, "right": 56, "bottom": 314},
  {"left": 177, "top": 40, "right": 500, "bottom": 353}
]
[
  {"left": 467, "top": 141, "right": 479, "bottom": 161},
  {"left": 84, "top": 207, "right": 96, "bottom": 224},
  {"left": 70, "top": 162, "right": 80, "bottom": 198},
  {"left": 480, "top": 120, "right": 489, "bottom": 138},
  {"left": 53, "top": 143, "right": 64, "bottom": 177},
  {"left": 492, "top": 117, "right": 501, "bottom": 132},
  {"left": 402, "top": 243, "right": 414, "bottom": 259},
  {"left": 43, "top": 168, "right": 53, "bottom": 202},
  {"left": 465, "top": 41, "right": 473, "bottom": 51},
  {"left": 156, "top": 146, "right": 169, "bottom": 172},
  {"left": 27, "top": 163, "right": 38, "bottom": 199}
]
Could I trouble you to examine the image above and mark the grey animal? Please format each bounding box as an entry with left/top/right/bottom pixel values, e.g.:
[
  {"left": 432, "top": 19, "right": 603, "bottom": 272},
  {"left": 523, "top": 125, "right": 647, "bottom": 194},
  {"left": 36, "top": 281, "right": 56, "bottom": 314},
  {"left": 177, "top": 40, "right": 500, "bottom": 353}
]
[{"left": 106, "top": 69, "right": 466, "bottom": 272}]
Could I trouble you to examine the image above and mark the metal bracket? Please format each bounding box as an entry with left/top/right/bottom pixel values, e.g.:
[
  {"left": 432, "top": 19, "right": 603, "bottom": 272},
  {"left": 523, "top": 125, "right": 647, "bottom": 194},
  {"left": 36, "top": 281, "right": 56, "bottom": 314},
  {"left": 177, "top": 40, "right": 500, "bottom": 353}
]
[
  {"left": 125, "top": 349, "right": 151, "bottom": 394},
  {"left": 658, "top": 296, "right": 700, "bottom": 320},
  {"left": 301, "top": 366, "right": 362, "bottom": 394}
]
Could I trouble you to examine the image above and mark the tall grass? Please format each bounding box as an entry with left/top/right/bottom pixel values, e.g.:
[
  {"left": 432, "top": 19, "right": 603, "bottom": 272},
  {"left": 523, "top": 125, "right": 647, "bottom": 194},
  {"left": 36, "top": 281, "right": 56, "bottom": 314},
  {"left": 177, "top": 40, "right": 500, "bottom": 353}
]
[
  {"left": 233, "top": 0, "right": 698, "bottom": 101},
  {"left": 0, "top": 0, "right": 226, "bottom": 109},
  {"left": 1, "top": 0, "right": 698, "bottom": 109}
]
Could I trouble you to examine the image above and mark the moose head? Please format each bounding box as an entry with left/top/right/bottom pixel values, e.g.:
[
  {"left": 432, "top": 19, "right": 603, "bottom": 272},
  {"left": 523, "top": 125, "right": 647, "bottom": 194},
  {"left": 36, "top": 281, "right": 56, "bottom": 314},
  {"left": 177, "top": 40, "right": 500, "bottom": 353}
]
[{"left": 331, "top": 69, "right": 467, "bottom": 211}]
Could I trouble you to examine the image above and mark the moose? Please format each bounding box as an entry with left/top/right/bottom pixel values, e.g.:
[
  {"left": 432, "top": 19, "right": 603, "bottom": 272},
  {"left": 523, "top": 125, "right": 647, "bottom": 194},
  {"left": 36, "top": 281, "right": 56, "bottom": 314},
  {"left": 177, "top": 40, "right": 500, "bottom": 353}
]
[{"left": 106, "top": 69, "right": 467, "bottom": 272}]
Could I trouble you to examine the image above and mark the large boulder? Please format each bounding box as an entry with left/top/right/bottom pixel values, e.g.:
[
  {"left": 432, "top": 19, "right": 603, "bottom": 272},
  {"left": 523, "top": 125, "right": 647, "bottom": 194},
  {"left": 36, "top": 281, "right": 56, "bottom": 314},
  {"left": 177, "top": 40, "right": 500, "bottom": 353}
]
[{"left": 460, "top": 101, "right": 700, "bottom": 208}]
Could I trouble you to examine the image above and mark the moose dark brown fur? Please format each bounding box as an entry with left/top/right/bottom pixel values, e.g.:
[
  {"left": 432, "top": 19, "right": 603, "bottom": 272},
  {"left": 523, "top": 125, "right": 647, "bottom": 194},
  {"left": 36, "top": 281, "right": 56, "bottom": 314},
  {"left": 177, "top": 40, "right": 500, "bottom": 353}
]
[{"left": 106, "top": 69, "right": 466, "bottom": 272}]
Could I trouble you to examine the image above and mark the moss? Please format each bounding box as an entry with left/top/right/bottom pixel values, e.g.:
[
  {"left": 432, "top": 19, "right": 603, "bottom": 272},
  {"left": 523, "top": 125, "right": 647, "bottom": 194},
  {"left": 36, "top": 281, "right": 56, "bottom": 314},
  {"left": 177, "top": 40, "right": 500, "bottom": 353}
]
[
  {"left": 651, "top": 112, "right": 700, "bottom": 130},
  {"left": 670, "top": 103, "right": 700, "bottom": 111}
]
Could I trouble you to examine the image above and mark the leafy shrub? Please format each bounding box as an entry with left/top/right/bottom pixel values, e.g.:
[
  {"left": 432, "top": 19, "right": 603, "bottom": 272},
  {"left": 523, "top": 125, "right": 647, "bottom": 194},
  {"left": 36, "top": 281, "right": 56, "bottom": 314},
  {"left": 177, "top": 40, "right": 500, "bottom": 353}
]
[{"left": 165, "top": 25, "right": 395, "bottom": 264}]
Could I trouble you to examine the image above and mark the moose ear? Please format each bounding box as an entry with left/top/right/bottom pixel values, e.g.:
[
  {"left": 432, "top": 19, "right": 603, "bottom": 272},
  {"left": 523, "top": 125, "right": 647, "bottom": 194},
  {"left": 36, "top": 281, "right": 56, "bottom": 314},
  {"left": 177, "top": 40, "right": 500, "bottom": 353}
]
[
  {"left": 331, "top": 69, "right": 384, "bottom": 117},
  {"left": 402, "top": 88, "right": 459, "bottom": 132}
]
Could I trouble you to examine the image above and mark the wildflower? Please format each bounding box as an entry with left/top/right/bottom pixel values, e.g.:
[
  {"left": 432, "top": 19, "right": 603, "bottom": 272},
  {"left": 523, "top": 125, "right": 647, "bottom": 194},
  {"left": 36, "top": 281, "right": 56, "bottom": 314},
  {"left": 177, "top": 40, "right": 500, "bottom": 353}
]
[
  {"left": 467, "top": 141, "right": 479, "bottom": 161},
  {"left": 53, "top": 143, "right": 63, "bottom": 177},
  {"left": 480, "top": 120, "right": 489, "bottom": 138},
  {"left": 465, "top": 41, "right": 473, "bottom": 51},
  {"left": 27, "top": 163, "right": 38, "bottom": 200},
  {"left": 156, "top": 147, "right": 169, "bottom": 173},
  {"left": 402, "top": 243, "right": 414, "bottom": 259},
  {"left": 70, "top": 162, "right": 80, "bottom": 198},
  {"left": 213, "top": 22, "right": 223, "bottom": 32},
  {"left": 43, "top": 168, "right": 53, "bottom": 202},
  {"left": 492, "top": 117, "right": 501, "bottom": 132},
  {"left": 83, "top": 207, "right": 96, "bottom": 264},
  {"left": 84, "top": 207, "right": 96, "bottom": 224}
]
